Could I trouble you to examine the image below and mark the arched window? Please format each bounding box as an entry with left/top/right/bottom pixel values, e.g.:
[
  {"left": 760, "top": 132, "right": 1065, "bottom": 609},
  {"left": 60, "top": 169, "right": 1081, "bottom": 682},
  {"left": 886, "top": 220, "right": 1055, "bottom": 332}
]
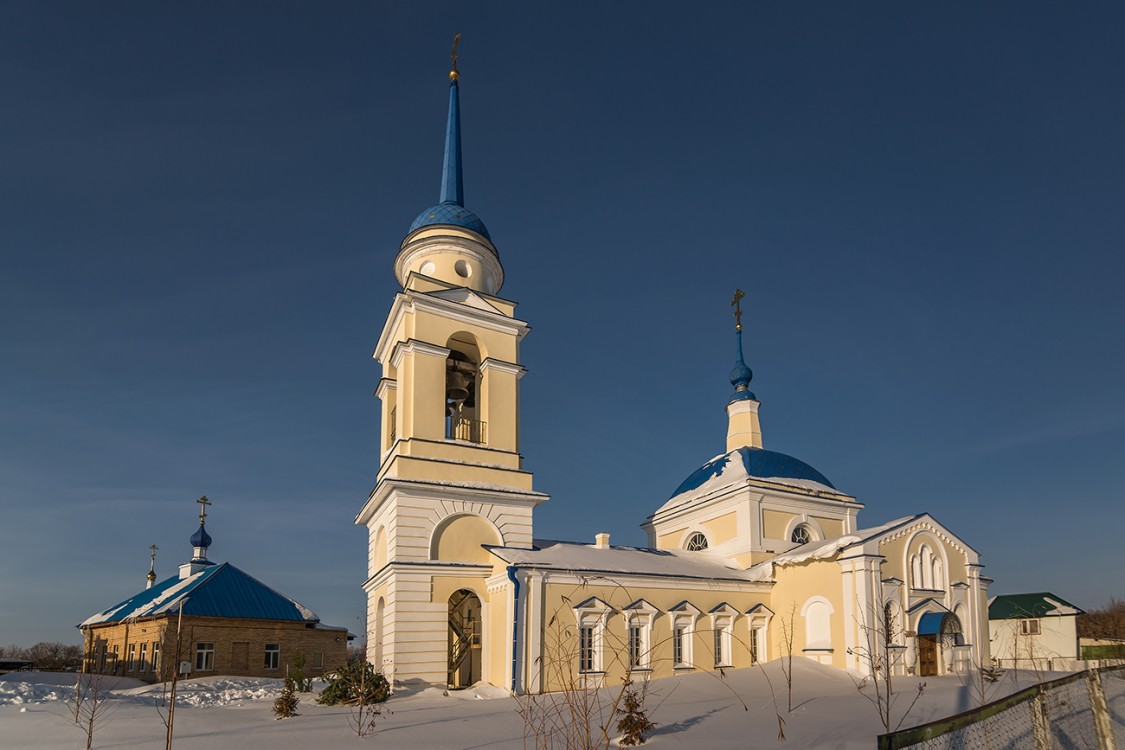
[
  {"left": 802, "top": 598, "right": 833, "bottom": 650},
  {"left": 685, "top": 532, "right": 709, "bottom": 551},
  {"left": 791, "top": 525, "right": 812, "bottom": 545},
  {"left": 932, "top": 558, "right": 944, "bottom": 590},
  {"left": 919, "top": 545, "right": 934, "bottom": 589},
  {"left": 910, "top": 555, "right": 922, "bottom": 588}
]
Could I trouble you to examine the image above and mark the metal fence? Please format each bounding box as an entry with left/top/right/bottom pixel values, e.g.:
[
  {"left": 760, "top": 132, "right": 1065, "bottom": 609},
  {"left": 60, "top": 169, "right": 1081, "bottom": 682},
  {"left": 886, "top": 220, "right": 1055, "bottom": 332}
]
[{"left": 877, "top": 664, "right": 1125, "bottom": 750}]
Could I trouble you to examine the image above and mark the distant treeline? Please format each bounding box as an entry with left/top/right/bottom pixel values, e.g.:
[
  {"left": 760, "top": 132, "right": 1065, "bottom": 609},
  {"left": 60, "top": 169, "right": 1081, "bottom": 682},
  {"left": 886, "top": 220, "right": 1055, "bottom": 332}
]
[
  {"left": 0, "top": 642, "right": 83, "bottom": 671},
  {"left": 1077, "top": 598, "right": 1125, "bottom": 641}
]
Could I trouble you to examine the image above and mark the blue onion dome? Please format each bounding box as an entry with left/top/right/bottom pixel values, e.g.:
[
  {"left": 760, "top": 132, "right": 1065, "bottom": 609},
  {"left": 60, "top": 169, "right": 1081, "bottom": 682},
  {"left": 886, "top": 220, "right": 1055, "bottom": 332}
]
[
  {"left": 671, "top": 446, "right": 836, "bottom": 499},
  {"left": 409, "top": 201, "right": 493, "bottom": 242},
  {"left": 190, "top": 523, "right": 212, "bottom": 549},
  {"left": 729, "top": 329, "right": 756, "bottom": 401}
]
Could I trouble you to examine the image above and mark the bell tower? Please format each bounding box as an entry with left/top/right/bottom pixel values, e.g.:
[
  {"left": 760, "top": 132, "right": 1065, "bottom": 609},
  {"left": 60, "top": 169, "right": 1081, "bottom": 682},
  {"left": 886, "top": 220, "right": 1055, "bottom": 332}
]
[{"left": 356, "top": 38, "right": 548, "bottom": 688}]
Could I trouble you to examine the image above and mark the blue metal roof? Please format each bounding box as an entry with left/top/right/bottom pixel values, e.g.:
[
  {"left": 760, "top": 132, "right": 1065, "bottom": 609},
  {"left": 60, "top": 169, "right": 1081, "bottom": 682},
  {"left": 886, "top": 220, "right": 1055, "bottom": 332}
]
[
  {"left": 670, "top": 446, "right": 836, "bottom": 499},
  {"left": 80, "top": 562, "right": 318, "bottom": 627},
  {"left": 409, "top": 201, "right": 492, "bottom": 241}
]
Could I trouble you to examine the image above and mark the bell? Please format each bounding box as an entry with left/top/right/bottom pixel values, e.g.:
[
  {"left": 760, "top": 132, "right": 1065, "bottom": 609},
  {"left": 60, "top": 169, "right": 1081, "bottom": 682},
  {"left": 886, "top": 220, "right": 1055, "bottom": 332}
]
[{"left": 446, "top": 371, "right": 470, "bottom": 406}]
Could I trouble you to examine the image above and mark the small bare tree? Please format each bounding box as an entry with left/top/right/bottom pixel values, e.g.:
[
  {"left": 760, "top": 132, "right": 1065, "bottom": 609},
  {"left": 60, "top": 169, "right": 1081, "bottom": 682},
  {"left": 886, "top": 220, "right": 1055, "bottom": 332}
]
[
  {"left": 70, "top": 671, "right": 117, "bottom": 750},
  {"left": 849, "top": 600, "right": 925, "bottom": 733},
  {"left": 777, "top": 603, "right": 798, "bottom": 713}
]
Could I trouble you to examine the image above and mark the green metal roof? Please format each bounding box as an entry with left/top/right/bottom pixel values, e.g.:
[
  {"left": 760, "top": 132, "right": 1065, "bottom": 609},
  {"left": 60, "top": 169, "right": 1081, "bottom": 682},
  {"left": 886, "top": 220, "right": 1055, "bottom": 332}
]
[{"left": 988, "top": 592, "right": 1084, "bottom": 620}]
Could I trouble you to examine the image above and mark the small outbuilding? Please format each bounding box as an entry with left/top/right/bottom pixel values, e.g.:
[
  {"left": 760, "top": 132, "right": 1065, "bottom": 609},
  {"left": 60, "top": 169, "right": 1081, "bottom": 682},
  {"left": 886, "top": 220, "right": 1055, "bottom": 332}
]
[
  {"left": 79, "top": 501, "right": 349, "bottom": 683},
  {"left": 988, "top": 592, "right": 1084, "bottom": 671}
]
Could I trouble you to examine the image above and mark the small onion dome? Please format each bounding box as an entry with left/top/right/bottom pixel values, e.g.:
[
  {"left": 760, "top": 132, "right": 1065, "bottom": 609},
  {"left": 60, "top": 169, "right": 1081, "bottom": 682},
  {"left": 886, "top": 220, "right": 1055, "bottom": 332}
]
[
  {"left": 408, "top": 201, "right": 493, "bottom": 244},
  {"left": 729, "top": 329, "right": 756, "bottom": 401},
  {"left": 190, "top": 523, "right": 212, "bottom": 550}
]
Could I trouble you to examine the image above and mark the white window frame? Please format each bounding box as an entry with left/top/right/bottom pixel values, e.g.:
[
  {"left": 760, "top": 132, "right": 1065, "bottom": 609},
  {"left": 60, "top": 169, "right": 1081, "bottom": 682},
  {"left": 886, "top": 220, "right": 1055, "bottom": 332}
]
[
  {"left": 138, "top": 643, "right": 148, "bottom": 673},
  {"left": 152, "top": 642, "right": 161, "bottom": 675},
  {"left": 623, "top": 599, "right": 658, "bottom": 671},
  {"left": 264, "top": 643, "right": 280, "bottom": 670},
  {"left": 1020, "top": 618, "right": 1041, "bottom": 636},
  {"left": 669, "top": 601, "right": 702, "bottom": 669},
  {"left": 573, "top": 597, "right": 613, "bottom": 675},
  {"left": 126, "top": 643, "right": 136, "bottom": 672},
  {"left": 195, "top": 642, "right": 215, "bottom": 672},
  {"left": 746, "top": 604, "right": 774, "bottom": 664},
  {"left": 708, "top": 603, "right": 739, "bottom": 668}
]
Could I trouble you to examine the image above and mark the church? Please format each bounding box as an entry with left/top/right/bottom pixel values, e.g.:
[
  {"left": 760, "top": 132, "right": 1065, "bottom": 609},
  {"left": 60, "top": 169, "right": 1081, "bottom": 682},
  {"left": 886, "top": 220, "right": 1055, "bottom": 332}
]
[{"left": 356, "top": 48, "right": 991, "bottom": 694}]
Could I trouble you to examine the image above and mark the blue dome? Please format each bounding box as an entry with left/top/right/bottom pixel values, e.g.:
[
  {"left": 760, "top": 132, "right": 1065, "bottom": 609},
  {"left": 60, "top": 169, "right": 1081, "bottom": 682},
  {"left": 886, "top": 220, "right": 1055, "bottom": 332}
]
[
  {"left": 670, "top": 446, "right": 836, "bottom": 499},
  {"left": 409, "top": 201, "right": 492, "bottom": 243},
  {"left": 190, "top": 524, "right": 212, "bottom": 549}
]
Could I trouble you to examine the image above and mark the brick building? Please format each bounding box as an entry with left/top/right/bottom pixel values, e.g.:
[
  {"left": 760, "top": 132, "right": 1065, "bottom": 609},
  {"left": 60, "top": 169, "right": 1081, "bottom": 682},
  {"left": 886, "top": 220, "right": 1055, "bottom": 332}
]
[{"left": 79, "top": 503, "right": 349, "bottom": 683}]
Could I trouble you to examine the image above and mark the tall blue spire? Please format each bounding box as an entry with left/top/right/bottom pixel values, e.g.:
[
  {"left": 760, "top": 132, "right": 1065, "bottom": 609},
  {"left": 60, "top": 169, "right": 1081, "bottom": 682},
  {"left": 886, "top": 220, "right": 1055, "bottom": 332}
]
[
  {"left": 439, "top": 78, "right": 463, "bottom": 206},
  {"left": 406, "top": 34, "right": 494, "bottom": 243},
  {"left": 729, "top": 289, "right": 756, "bottom": 402}
]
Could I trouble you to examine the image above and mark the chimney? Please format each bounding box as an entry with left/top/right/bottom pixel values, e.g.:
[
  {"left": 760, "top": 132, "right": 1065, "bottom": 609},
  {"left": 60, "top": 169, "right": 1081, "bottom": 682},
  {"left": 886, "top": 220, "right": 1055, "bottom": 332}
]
[{"left": 595, "top": 532, "right": 610, "bottom": 550}]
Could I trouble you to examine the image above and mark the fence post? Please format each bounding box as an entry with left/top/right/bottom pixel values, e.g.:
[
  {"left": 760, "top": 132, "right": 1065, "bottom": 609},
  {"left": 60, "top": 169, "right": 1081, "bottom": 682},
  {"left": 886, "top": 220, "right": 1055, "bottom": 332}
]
[
  {"left": 1087, "top": 668, "right": 1117, "bottom": 750},
  {"left": 1030, "top": 689, "right": 1052, "bottom": 750}
]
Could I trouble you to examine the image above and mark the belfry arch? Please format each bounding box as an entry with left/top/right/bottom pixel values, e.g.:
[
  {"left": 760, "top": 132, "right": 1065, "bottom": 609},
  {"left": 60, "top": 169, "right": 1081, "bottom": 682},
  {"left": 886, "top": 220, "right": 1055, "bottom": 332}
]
[{"left": 445, "top": 333, "right": 484, "bottom": 443}]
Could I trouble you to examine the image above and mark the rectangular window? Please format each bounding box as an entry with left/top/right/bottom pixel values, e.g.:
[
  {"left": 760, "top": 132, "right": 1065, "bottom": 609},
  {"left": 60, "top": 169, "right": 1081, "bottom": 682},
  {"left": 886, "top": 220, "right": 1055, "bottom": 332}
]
[
  {"left": 312, "top": 652, "right": 324, "bottom": 670},
  {"left": 579, "top": 626, "right": 594, "bottom": 672},
  {"left": 126, "top": 643, "right": 136, "bottom": 672},
  {"left": 628, "top": 625, "right": 642, "bottom": 668},
  {"left": 109, "top": 645, "right": 119, "bottom": 672},
  {"left": 673, "top": 627, "right": 685, "bottom": 666},
  {"left": 714, "top": 628, "right": 724, "bottom": 667},
  {"left": 139, "top": 643, "right": 148, "bottom": 673},
  {"left": 195, "top": 642, "right": 215, "bottom": 672},
  {"left": 264, "top": 644, "right": 280, "bottom": 670},
  {"left": 1020, "top": 619, "right": 1041, "bottom": 635},
  {"left": 750, "top": 627, "right": 760, "bottom": 664},
  {"left": 152, "top": 643, "right": 161, "bottom": 675}
]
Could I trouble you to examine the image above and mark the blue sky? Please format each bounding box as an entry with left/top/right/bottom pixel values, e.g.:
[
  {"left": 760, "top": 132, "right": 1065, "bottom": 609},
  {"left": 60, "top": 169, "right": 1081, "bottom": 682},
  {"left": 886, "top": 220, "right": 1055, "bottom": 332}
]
[{"left": 2, "top": 3, "right": 1123, "bottom": 646}]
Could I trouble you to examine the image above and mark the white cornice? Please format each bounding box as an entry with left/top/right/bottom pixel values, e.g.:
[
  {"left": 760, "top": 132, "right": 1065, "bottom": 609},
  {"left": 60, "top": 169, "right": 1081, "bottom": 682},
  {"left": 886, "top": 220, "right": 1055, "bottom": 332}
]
[
  {"left": 374, "top": 378, "right": 397, "bottom": 400},
  {"left": 389, "top": 338, "right": 451, "bottom": 369},
  {"left": 373, "top": 290, "right": 530, "bottom": 364},
  {"left": 355, "top": 476, "right": 549, "bottom": 526},
  {"left": 480, "top": 357, "right": 527, "bottom": 379}
]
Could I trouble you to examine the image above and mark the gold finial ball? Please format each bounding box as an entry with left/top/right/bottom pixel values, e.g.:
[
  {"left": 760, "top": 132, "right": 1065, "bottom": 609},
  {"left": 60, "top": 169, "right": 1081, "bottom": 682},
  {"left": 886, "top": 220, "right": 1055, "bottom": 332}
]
[{"left": 449, "top": 70, "right": 460, "bottom": 81}]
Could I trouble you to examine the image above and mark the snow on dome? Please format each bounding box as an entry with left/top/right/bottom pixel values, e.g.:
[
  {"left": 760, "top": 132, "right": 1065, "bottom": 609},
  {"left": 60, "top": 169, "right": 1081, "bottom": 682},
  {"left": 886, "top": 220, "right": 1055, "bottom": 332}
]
[{"left": 657, "top": 447, "right": 843, "bottom": 516}]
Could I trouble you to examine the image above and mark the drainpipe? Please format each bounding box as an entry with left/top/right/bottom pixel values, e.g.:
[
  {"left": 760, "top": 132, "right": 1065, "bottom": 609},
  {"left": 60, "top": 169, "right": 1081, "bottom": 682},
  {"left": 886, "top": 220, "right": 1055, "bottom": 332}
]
[{"left": 506, "top": 566, "right": 520, "bottom": 693}]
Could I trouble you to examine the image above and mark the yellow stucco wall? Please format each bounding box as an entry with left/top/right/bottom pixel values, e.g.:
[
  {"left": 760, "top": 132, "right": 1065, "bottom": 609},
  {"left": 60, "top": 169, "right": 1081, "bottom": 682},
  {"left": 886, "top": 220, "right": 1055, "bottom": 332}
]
[
  {"left": 767, "top": 560, "right": 846, "bottom": 667},
  {"left": 533, "top": 579, "right": 771, "bottom": 691},
  {"left": 701, "top": 512, "right": 739, "bottom": 545},
  {"left": 762, "top": 509, "right": 793, "bottom": 539},
  {"left": 433, "top": 515, "right": 501, "bottom": 564}
]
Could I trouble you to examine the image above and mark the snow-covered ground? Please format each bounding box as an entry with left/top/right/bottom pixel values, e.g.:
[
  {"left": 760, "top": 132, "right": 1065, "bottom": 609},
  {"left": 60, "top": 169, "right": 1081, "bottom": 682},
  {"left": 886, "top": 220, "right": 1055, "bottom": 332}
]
[{"left": 0, "top": 661, "right": 1068, "bottom": 749}]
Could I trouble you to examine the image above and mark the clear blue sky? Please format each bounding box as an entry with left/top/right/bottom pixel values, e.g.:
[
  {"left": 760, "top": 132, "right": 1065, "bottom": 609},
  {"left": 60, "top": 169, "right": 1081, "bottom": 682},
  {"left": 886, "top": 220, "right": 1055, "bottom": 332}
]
[{"left": 2, "top": 3, "right": 1123, "bottom": 646}]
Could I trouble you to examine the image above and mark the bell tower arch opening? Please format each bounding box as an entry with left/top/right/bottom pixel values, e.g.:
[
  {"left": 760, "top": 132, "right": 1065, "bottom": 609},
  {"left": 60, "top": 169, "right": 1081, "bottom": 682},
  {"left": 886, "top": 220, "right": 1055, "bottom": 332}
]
[{"left": 445, "top": 334, "right": 484, "bottom": 443}]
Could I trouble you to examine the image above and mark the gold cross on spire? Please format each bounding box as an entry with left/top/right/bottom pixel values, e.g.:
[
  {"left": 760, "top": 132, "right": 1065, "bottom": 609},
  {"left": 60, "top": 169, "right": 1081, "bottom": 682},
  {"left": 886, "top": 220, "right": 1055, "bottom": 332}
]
[
  {"left": 149, "top": 543, "right": 158, "bottom": 562},
  {"left": 730, "top": 288, "right": 746, "bottom": 331},
  {"left": 449, "top": 32, "right": 462, "bottom": 81},
  {"left": 196, "top": 495, "right": 212, "bottom": 524}
]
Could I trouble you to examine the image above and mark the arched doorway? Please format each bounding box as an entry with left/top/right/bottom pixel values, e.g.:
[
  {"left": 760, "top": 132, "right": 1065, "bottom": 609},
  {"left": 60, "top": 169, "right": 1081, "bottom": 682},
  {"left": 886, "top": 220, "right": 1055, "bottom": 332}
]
[
  {"left": 916, "top": 611, "right": 963, "bottom": 676},
  {"left": 448, "top": 589, "right": 482, "bottom": 688}
]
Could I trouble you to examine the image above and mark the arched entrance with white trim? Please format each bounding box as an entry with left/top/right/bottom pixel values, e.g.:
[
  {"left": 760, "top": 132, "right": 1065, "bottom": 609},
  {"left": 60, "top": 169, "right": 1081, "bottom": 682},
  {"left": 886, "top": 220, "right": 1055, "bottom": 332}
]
[{"left": 916, "top": 611, "right": 963, "bottom": 676}]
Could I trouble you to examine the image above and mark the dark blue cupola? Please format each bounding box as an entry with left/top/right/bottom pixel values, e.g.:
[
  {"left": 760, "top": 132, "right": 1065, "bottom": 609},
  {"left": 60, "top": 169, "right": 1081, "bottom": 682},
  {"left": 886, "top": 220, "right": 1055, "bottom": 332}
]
[
  {"left": 182, "top": 496, "right": 216, "bottom": 577},
  {"left": 407, "top": 42, "right": 494, "bottom": 246},
  {"left": 729, "top": 325, "right": 756, "bottom": 402}
]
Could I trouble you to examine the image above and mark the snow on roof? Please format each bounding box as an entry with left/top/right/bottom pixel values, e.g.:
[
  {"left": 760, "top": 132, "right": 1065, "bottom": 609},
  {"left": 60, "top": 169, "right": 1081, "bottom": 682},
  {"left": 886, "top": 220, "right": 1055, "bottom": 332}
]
[
  {"left": 988, "top": 592, "right": 1084, "bottom": 620},
  {"left": 80, "top": 563, "right": 321, "bottom": 627},
  {"left": 746, "top": 515, "right": 922, "bottom": 578},
  {"left": 487, "top": 540, "right": 768, "bottom": 584}
]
